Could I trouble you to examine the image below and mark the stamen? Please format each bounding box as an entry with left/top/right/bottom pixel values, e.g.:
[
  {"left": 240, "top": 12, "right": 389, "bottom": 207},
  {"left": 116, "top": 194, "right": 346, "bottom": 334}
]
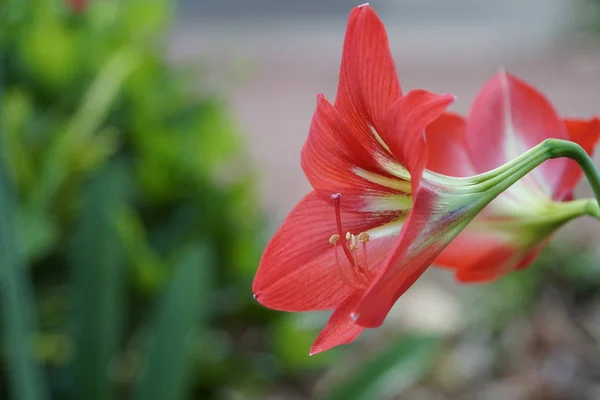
[
  {"left": 358, "top": 232, "right": 372, "bottom": 276},
  {"left": 350, "top": 237, "right": 358, "bottom": 269},
  {"left": 332, "top": 237, "right": 360, "bottom": 289},
  {"left": 331, "top": 194, "right": 357, "bottom": 265},
  {"left": 329, "top": 194, "right": 373, "bottom": 286},
  {"left": 349, "top": 233, "right": 368, "bottom": 280}
]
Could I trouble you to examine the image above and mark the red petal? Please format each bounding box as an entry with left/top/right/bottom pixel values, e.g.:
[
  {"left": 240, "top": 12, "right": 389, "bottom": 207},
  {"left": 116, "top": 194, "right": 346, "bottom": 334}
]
[
  {"left": 435, "top": 224, "right": 552, "bottom": 282},
  {"left": 384, "top": 90, "right": 456, "bottom": 189},
  {"left": 352, "top": 186, "right": 459, "bottom": 328},
  {"left": 253, "top": 191, "right": 400, "bottom": 312},
  {"left": 466, "top": 72, "right": 568, "bottom": 195},
  {"left": 301, "top": 95, "right": 409, "bottom": 211},
  {"left": 554, "top": 118, "right": 600, "bottom": 200},
  {"left": 425, "top": 112, "right": 476, "bottom": 177},
  {"left": 435, "top": 232, "right": 523, "bottom": 282},
  {"left": 310, "top": 292, "right": 364, "bottom": 355},
  {"left": 454, "top": 246, "right": 521, "bottom": 282},
  {"left": 335, "top": 4, "right": 401, "bottom": 136},
  {"left": 457, "top": 244, "right": 545, "bottom": 282}
]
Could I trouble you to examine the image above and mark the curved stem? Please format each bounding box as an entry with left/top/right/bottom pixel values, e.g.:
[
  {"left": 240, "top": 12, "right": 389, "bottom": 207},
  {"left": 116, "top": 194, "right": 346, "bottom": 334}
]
[
  {"left": 545, "top": 138, "right": 600, "bottom": 210},
  {"left": 467, "top": 139, "right": 600, "bottom": 215},
  {"left": 425, "top": 141, "right": 550, "bottom": 190}
]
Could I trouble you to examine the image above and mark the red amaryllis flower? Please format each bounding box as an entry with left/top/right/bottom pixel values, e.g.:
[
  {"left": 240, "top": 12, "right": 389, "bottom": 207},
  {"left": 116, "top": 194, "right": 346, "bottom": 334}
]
[
  {"left": 430, "top": 72, "right": 600, "bottom": 282},
  {"left": 252, "top": 4, "right": 577, "bottom": 354},
  {"left": 67, "top": 0, "right": 88, "bottom": 13}
]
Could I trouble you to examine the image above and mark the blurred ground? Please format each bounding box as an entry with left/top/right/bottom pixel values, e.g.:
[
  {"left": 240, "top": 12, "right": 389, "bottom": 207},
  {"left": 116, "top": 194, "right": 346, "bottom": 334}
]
[{"left": 169, "top": 0, "right": 600, "bottom": 331}]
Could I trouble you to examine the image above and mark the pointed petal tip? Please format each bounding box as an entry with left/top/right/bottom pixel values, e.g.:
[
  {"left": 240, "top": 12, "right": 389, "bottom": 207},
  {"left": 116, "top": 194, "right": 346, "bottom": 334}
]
[
  {"left": 350, "top": 2, "right": 372, "bottom": 18},
  {"left": 494, "top": 69, "right": 522, "bottom": 86},
  {"left": 309, "top": 345, "right": 323, "bottom": 356},
  {"left": 495, "top": 68, "right": 517, "bottom": 82},
  {"left": 404, "top": 90, "right": 456, "bottom": 106},
  {"left": 443, "top": 93, "right": 458, "bottom": 102},
  {"left": 491, "top": 68, "right": 516, "bottom": 87},
  {"left": 348, "top": 2, "right": 381, "bottom": 25},
  {"left": 585, "top": 117, "right": 600, "bottom": 132},
  {"left": 421, "top": 92, "right": 457, "bottom": 110}
]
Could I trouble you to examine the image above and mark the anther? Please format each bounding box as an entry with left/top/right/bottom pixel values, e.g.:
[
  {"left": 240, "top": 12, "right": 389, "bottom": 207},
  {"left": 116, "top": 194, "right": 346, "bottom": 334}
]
[
  {"left": 332, "top": 194, "right": 358, "bottom": 266},
  {"left": 329, "top": 234, "right": 340, "bottom": 244},
  {"left": 358, "top": 232, "right": 370, "bottom": 243},
  {"left": 349, "top": 234, "right": 357, "bottom": 250},
  {"left": 359, "top": 232, "right": 372, "bottom": 276}
]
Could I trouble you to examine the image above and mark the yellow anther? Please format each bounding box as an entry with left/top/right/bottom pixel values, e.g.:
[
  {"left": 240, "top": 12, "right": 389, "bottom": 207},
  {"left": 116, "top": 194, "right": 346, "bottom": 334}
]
[
  {"left": 345, "top": 231, "right": 352, "bottom": 241},
  {"left": 329, "top": 234, "right": 340, "bottom": 244},
  {"left": 358, "top": 232, "right": 370, "bottom": 243},
  {"left": 350, "top": 234, "right": 357, "bottom": 248}
]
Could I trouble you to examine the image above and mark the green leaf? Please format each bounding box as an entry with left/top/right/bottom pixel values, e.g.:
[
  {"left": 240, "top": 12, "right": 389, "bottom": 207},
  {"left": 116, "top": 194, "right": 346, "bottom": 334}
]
[
  {"left": 28, "top": 48, "right": 139, "bottom": 211},
  {"left": 134, "top": 245, "right": 212, "bottom": 400},
  {"left": 18, "top": 209, "right": 57, "bottom": 261},
  {"left": 114, "top": 205, "right": 166, "bottom": 292},
  {"left": 321, "top": 334, "right": 441, "bottom": 400},
  {"left": 69, "top": 161, "right": 128, "bottom": 400},
  {"left": 0, "top": 53, "right": 49, "bottom": 400}
]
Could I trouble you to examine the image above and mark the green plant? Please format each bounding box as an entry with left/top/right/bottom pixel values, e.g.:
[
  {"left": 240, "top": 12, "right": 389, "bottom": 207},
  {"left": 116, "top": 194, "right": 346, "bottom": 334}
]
[{"left": 0, "top": 0, "right": 273, "bottom": 398}]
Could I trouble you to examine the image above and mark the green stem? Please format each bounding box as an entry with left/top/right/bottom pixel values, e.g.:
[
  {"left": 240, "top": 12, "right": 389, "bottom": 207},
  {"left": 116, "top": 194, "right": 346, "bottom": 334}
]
[
  {"left": 546, "top": 138, "right": 600, "bottom": 210},
  {"left": 468, "top": 139, "right": 600, "bottom": 211},
  {"left": 427, "top": 142, "right": 550, "bottom": 193}
]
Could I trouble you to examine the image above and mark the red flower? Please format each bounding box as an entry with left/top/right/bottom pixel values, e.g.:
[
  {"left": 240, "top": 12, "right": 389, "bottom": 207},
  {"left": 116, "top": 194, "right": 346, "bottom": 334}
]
[
  {"left": 67, "top": 0, "right": 88, "bottom": 13},
  {"left": 430, "top": 72, "right": 600, "bottom": 282},
  {"left": 253, "top": 4, "right": 449, "bottom": 353},
  {"left": 252, "top": 5, "right": 587, "bottom": 354}
]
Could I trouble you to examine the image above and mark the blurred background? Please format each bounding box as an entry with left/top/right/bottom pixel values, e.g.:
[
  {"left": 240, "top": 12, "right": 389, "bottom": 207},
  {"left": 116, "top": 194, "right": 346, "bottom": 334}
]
[{"left": 3, "top": 0, "right": 600, "bottom": 399}]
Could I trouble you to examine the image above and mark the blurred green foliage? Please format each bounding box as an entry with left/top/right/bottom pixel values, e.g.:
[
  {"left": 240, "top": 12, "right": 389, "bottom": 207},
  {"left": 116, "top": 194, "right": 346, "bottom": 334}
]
[
  {"left": 321, "top": 333, "right": 441, "bottom": 400},
  {"left": 0, "top": 0, "right": 294, "bottom": 398}
]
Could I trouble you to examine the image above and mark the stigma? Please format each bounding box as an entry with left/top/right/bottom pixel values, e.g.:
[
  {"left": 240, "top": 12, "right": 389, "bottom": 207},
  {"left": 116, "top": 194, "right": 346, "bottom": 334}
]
[{"left": 329, "top": 194, "right": 374, "bottom": 288}]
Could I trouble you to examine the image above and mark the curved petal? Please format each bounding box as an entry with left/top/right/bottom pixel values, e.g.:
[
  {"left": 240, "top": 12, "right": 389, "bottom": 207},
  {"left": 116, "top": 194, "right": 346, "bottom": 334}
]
[
  {"left": 454, "top": 246, "right": 523, "bottom": 282},
  {"left": 384, "top": 90, "right": 456, "bottom": 190},
  {"left": 425, "top": 112, "right": 475, "bottom": 177},
  {"left": 554, "top": 117, "right": 600, "bottom": 200},
  {"left": 434, "top": 231, "right": 524, "bottom": 282},
  {"left": 335, "top": 4, "right": 402, "bottom": 136},
  {"left": 352, "top": 184, "right": 472, "bottom": 328},
  {"left": 310, "top": 292, "right": 364, "bottom": 355},
  {"left": 435, "top": 221, "right": 554, "bottom": 282},
  {"left": 466, "top": 72, "right": 568, "bottom": 196},
  {"left": 456, "top": 244, "right": 545, "bottom": 282},
  {"left": 253, "top": 191, "right": 401, "bottom": 312},
  {"left": 301, "top": 95, "right": 411, "bottom": 212}
]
